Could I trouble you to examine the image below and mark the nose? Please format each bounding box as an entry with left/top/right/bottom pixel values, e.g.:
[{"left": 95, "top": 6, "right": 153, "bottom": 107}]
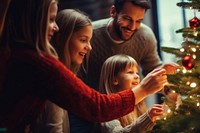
[
  {"left": 128, "top": 21, "right": 136, "bottom": 31},
  {"left": 54, "top": 23, "right": 59, "bottom": 32},
  {"left": 133, "top": 73, "right": 139, "bottom": 79},
  {"left": 86, "top": 42, "right": 92, "bottom": 51}
]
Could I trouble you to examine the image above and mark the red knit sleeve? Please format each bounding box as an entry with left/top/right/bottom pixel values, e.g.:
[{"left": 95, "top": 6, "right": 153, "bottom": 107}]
[{"left": 28, "top": 51, "right": 135, "bottom": 122}]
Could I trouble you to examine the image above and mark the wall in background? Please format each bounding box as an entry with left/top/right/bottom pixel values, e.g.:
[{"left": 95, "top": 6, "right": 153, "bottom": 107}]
[{"left": 59, "top": 0, "right": 113, "bottom": 21}]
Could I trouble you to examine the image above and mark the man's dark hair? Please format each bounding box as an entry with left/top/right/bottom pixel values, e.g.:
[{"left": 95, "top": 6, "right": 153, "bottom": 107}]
[{"left": 114, "top": 0, "right": 152, "bottom": 13}]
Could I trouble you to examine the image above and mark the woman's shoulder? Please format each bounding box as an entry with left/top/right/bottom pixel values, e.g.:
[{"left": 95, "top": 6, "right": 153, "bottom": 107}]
[{"left": 10, "top": 47, "right": 72, "bottom": 77}]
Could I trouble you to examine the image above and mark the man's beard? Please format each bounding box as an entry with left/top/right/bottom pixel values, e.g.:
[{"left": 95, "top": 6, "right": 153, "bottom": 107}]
[{"left": 113, "top": 18, "right": 135, "bottom": 41}]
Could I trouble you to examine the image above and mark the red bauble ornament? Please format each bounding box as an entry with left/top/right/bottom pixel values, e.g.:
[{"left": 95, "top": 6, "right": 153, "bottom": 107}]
[
  {"left": 189, "top": 17, "right": 200, "bottom": 29},
  {"left": 182, "top": 55, "right": 195, "bottom": 70}
]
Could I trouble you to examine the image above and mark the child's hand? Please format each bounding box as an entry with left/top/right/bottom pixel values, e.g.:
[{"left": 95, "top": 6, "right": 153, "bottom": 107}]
[{"left": 148, "top": 104, "right": 163, "bottom": 122}]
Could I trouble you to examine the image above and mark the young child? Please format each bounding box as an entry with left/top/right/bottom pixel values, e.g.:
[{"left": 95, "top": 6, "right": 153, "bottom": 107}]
[{"left": 99, "top": 54, "right": 164, "bottom": 133}]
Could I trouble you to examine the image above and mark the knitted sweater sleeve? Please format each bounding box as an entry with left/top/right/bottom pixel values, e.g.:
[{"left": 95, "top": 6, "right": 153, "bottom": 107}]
[
  {"left": 100, "top": 112, "right": 155, "bottom": 133},
  {"left": 29, "top": 51, "right": 136, "bottom": 122}
]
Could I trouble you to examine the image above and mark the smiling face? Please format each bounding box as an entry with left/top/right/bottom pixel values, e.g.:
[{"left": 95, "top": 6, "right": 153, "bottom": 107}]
[
  {"left": 114, "top": 65, "right": 140, "bottom": 91},
  {"left": 110, "top": 2, "right": 145, "bottom": 41},
  {"left": 47, "top": 3, "right": 59, "bottom": 42},
  {"left": 69, "top": 25, "right": 92, "bottom": 65}
]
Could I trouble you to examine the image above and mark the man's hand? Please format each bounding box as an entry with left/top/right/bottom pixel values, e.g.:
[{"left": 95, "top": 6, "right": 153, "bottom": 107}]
[{"left": 161, "top": 63, "right": 179, "bottom": 74}]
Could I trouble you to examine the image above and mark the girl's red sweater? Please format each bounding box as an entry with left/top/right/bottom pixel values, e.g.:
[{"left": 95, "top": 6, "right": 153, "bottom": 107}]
[{"left": 0, "top": 46, "right": 135, "bottom": 132}]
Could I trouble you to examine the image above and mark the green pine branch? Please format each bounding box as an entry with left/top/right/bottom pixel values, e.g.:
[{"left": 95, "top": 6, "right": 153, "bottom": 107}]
[
  {"left": 176, "top": 27, "right": 200, "bottom": 33},
  {"left": 176, "top": 28, "right": 200, "bottom": 41},
  {"left": 161, "top": 47, "right": 184, "bottom": 57},
  {"left": 177, "top": 1, "right": 200, "bottom": 9},
  {"left": 150, "top": 113, "right": 200, "bottom": 133}
]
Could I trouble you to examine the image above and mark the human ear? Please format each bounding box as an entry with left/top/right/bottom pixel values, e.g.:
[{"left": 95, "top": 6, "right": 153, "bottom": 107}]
[
  {"left": 113, "top": 78, "right": 118, "bottom": 85},
  {"left": 110, "top": 5, "right": 117, "bottom": 18}
]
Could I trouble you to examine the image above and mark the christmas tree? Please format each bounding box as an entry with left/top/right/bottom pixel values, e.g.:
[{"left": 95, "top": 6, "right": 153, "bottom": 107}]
[{"left": 151, "top": 0, "right": 200, "bottom": 133}]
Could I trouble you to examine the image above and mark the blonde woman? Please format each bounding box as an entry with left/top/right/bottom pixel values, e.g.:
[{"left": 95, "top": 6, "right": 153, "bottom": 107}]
[
  {"left": 99, "top": 54, "right": 163, "bottom": 133},
  {"left": 35, "top": 9, "right": 93, "bottom": 133},
  {"left": 0, "top": 0, "right": 167, "bottom": 132}
]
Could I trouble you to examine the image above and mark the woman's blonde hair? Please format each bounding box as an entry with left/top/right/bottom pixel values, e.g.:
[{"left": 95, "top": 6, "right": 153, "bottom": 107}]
[
  {"left": 51, "top": 9, "right": 92, "bottom": 74},
  {"left": 0, "top": 0, "right": 58, "bottom": 58},
  {"left": 99, "top": 54, "right": 147, "bottom": 127}
]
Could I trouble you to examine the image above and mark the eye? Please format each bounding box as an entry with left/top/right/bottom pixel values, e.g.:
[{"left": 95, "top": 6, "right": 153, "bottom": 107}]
[
  {"left": 122, "top": 16, "right": 133, "bottom": 23},
  {"left": 136, "top": 20, "right": 142, "bottom": 24},
  {"left": 127, "top": 70, "right": 134, "bottom": 74},
  {"left": 80, "top": 39, "right": 87, "bottom": 43},
  {"left": 80, "top": 37, "right": 90, "bottom": 43},
  {"left": 123, "top": 16, "right": 131, "bottom": 21},
  {"left": 50, "top": 16, "right": 56, "bottom": 23}
]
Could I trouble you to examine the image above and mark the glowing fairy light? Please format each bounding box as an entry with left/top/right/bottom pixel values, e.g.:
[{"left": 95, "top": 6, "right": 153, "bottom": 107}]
[
  {"left": 167, "top": 109, "right": 171, "bottom": 113},
  {"left": 193, "top": 31, "right": 198, "bottom": 36},
  {"left": 191, "top": 47, "right": 196, "bottom": 52},
  {"left": 190, "top": 95, "right": 193, "bottom": 98},
  {"left": 186, "top": 81, "right": 190, "bottom": 85},
  {"left": 182, "top": 69, "right": 187, "bottom": 73},
  {"left": 180, "top": 48, "right": 185, "bottom": 52},
  {"left": 190, "top": 82, "right": 197, "bottom": 88},
  {"left": 197, "top": 102, "right": 200, "bottom": 107},
  {"left": 192, "top": 54, "right": 196, "bottom": 59},
  {"left": 177, "top": 68, "right": 180, "bottom": 72},
  {"left": 164, "top": 117, "right": 167, "bottom": 120}
]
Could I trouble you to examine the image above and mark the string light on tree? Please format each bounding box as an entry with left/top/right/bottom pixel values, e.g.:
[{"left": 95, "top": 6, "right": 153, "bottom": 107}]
[{"left": 190, "top": 82, "right": 197, "bottom": 88}]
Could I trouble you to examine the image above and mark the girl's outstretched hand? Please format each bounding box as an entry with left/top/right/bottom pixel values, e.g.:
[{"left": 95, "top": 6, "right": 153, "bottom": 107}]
[{"left": 132, "top": 68, "right": 167, "bottom": 104}]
